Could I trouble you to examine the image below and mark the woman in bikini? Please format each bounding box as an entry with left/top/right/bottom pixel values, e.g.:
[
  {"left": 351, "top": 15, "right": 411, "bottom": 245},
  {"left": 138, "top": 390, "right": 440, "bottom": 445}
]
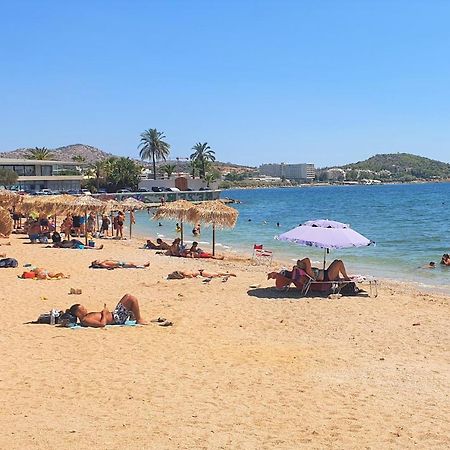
[{"left": 295, "top": 258, "right": 351, "bottom": 281}]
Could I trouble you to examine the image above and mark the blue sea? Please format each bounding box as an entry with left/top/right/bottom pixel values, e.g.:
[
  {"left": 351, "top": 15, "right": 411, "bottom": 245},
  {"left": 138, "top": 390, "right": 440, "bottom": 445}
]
[{"left": 133, "top": 183, "right": 450, "bottom": 294}]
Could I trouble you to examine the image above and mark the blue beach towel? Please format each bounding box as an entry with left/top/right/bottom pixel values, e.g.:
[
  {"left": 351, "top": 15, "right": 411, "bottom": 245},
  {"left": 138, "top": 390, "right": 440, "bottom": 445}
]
[{"left": 69, "top": 320, "right": 140, "bottom": 329}]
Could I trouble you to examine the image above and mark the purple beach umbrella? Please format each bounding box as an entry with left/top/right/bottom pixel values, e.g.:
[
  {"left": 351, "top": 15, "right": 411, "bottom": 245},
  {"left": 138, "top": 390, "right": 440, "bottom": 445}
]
[{"left": 276, "top": 219, "right": 374, "bottom": 268}]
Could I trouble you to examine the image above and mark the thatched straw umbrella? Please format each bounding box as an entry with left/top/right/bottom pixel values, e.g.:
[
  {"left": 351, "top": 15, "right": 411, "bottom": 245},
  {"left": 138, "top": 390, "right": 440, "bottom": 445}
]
[
  {"left": 153, "top": 199, "right": 196, "bottom": 245},
  {"left": 0, "top": 190, "right": 22, "bottom": 210},
  {"left": 120, "top": 197, "right": 147, "bottom": 239},
  {"left": 0, "top": 206, "right": 13, "bottom": 237},
  {"left": 187, "top": 200, "right": 238, "bottom": 255},
  {"left": 70, "top": 196, "right": 107, "bottom": 244}
]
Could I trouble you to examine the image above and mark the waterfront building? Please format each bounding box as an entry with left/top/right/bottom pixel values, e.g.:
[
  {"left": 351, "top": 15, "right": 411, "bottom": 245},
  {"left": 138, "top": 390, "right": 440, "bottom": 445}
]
[
  {"left": 0, "top": 158, "right": 84, "bottom": 192},
  {"left": 259, "top": 163, "right": 315, "bottom": 181}
]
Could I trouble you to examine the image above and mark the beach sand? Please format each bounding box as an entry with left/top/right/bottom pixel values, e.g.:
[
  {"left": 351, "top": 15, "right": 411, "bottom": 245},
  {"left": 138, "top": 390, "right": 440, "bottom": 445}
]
[{"left": 0, "top": 233, "right": 449, "bottom": 449}]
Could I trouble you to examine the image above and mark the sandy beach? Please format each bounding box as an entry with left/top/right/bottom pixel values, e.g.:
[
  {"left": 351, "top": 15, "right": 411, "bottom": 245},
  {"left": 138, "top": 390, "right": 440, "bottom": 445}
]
[{"left": 1, "top": 233, "right": 449, "bottom": 449}]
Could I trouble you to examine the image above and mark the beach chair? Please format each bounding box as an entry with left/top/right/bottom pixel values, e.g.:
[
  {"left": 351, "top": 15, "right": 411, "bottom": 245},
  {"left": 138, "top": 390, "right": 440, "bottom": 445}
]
[
  {"left": 293, "top": 268, "right": 373, "bottom": 297},
  {"left": 252, "top": 244, "right": 273, "bottom": 265}
]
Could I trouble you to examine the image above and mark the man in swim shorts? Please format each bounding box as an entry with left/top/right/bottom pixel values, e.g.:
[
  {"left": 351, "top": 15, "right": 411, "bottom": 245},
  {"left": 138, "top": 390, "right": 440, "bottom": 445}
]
[{"left": 69, "top": 294, "right": 148, "bottom": 327}]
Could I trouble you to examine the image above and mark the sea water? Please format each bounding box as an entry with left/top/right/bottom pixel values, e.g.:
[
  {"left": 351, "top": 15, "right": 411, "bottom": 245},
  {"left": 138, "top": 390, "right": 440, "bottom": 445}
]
[{"left": 133, "top": 183, "right": 450, "bottom": 294}]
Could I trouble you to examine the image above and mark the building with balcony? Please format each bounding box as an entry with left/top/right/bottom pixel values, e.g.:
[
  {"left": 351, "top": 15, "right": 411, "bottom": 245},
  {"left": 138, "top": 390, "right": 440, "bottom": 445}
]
[
  {"left": 0, "top": 158, "right": 84, "bottom": 192},
  {"left": 259, "top": 163, "right": 315, "bottom": 181}
]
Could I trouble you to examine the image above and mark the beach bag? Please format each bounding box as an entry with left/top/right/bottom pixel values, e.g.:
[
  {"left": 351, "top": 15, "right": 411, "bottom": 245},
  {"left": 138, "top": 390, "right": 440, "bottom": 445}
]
[
  {"left": 0, "top": 257, "right": 18, "bottom": 268},
  {"left": 339, "top": 282, "right": 360, "bottom": 296},
  {"left": 36, "top": 310, "right": 63, "bottom": 324}
]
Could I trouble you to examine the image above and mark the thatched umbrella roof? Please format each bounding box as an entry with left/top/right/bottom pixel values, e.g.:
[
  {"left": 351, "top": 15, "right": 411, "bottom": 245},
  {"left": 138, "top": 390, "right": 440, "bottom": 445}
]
[
  {"left": 120, "top": 197, "right": 147, "bottom": 211},
  {"left": 153, "top": 200, "right": 198, "bottom": 244},
  {"left": 187, "top": 200, "right": 238, "bottom": 229},
  {"left": 0, "top": 206, "right": 13, "bottom": 237},
  {"left": 70, "top": 196, "right": 107, "bottom": 215},
  {"left": 153, "top": 199, "right": 196, "bottom": 222},
  {"left": 104, "top": 199, "right": 122, "bottom": 213},
  {"left": 0, "top": 190, "right": 22, "bottom": 209},
  {"left": 186, "top": 200, "right": 239, "bottom": 256}
]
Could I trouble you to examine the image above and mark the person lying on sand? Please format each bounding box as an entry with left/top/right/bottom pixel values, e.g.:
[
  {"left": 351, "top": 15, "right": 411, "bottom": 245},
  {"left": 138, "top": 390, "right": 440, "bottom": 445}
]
[
  {"left": 295, "top": 258, "right": 351, "bottom": 281},
  {"left": 168, "top": 269, "right": 236, "bottom": 279},
  {"left": 52, "top": 239, "right": 104, "bottom": 250},
  {"left": 166, "top": 238, "right": 182, "bottom": 256},
  {"left": 69, "top": 294, "right": 148, "bottom": 328},
  {"left": 21, "top": 267, "right": 70, "bottom": 280},
  {"left": 144, "top": 238, "right": 170, "bottom": 250},
  {"left": 184, "top": 242, "right": 224, "bottom": 260},
  {"left": 90, "top": 259, "right": 150, "bottom": 269}
]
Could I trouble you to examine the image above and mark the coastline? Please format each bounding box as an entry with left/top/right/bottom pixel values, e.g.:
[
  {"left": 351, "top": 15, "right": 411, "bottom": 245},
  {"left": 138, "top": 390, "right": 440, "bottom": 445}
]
[{"left": 1, "top": 233, "right": 449, "bottom": 449}]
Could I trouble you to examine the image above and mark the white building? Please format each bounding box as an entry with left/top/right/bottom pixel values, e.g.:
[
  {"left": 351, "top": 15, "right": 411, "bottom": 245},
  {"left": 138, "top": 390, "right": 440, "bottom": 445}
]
[
  {"left": 259, "top": 163, "right": 315, "bottom": 181},
  {"left": 0, "top": 158, "right": 84, "bottom": 192}
]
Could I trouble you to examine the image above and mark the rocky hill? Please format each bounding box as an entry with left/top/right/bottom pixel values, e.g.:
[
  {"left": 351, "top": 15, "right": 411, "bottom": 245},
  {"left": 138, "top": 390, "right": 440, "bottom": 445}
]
[
  {"left": 341, "top": 153, "right": 450, "bottom": 179},
  {"left": 0, "top": 144, "right": 115, "bottom": 163}
]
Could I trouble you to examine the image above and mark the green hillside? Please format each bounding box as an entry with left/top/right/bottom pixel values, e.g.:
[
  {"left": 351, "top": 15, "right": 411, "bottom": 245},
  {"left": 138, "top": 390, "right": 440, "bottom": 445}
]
[{"left": 342, "top": 153, "right": 450, "bottom": 180}]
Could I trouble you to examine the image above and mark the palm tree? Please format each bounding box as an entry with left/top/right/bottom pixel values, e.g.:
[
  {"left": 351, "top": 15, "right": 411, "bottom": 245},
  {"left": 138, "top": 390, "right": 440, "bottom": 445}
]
[
  {"left": 204, "top": 172, "right": 217, "bottom": 188},
  {"left": 138, "top": 129, "right": 170, "bottom": 180},
  {"left": 90, "top": 160, "right": 105, "bottom": 191},
  {"left": 27, "top": 147, "right": 52, "bottom": 160},
  {"left": 190, "top": 142, "right": 216, "bottom": 179},
  {"left": 72, "top": 155, "right": 86, "bottom": 163},
  {"left": 160, "top": 164, "right": 176, "bottom": 179}
]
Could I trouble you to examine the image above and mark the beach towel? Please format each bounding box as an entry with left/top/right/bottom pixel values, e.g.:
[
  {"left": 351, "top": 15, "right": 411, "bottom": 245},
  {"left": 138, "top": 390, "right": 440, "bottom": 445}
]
[{"left": 69, "top": 320, "right": 140, "bottom": 329}]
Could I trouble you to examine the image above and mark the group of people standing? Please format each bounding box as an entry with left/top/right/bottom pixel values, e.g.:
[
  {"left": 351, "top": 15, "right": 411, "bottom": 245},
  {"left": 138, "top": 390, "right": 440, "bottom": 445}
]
[{"left": 59, "top": 211, "right": 125, "bottom": 239}]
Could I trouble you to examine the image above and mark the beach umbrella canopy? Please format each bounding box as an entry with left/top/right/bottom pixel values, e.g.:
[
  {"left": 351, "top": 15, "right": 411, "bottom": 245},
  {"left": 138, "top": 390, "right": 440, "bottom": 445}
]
[
  {"left": 0, "top": 206, "right": 13, "bottom": 237},
  {"left": 153, "top": 199, "right": 197, "bottom": 244},
  {"left": 119, "top": 197, "right": 147, "bottom": 239},
  {"left": 187, "top": 200, "right": 239, "bottom": 255},
  {"left": 0, "top": 190, "right": 22, "bottom": 209},
  {"left": 120, "top": 197, "right": 147, "bottom": 211},
  {"left": 276, "top": 219, "right": 374, "bottom": 268}
]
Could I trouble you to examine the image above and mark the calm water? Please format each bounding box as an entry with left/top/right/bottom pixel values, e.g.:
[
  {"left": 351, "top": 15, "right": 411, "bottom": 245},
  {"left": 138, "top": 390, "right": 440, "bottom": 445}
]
[{"left": 133, "top": 183, "right": 450, "bottom": 293}]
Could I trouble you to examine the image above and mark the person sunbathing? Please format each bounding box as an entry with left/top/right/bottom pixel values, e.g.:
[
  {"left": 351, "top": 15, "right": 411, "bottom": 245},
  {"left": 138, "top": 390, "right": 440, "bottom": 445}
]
[
  {"left": 144, "top": 238, "right": 170, "bottom": 250},
  {"left": 267, "top": 270, "right": 303, "bottom": 290},
  {"left": 168, "top": 269, "right": 236, "bottom": 279},
  {"left": 69, "top": 293, "right": 148, "bottom": 327},
  {"left": 90, "top": 259, "right": 150, "bottom": 269},
  {"left": 52, "top": 239, "right": 104, "bottom": 250},
  {"left": 21, "top": 267, "right": 69, "bottom": 279},
  {"left": 185, "top": 242, "right": 224, "bottom": 260},
  {"left": 166, "top": 238, "right": 182, "bottom": 256},
  {"left": 295, "top": 258, "right": 351, "bottom": 281}
]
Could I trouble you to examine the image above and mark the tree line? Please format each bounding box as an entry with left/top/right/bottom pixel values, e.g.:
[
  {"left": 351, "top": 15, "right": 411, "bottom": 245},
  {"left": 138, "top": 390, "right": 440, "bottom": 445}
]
[{"left": 0, "top": 131, "right": 219, "bottom": 191}]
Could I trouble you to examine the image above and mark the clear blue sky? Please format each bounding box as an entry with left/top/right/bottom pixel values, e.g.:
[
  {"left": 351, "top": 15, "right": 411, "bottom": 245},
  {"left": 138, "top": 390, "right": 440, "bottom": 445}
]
[{"left": 1, "top": 0, "right": 450, "bottom": 167}]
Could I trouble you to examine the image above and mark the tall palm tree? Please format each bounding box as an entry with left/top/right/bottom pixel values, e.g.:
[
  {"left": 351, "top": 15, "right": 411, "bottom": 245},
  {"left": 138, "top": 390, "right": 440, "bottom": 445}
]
[
  {"left": 27, "top": 147, "right": 52, "bottom": 160},
  {"left": 138, "top": 129, "right": 170, "bottom": 180},
  {"left": 190, "top": 142, "right": 216, "bottom": 179},
  {"left": 72, "top": 155, "right": 86, "bottom": 163},
  {"left": 160, "top": 164, "right": 176, "bottom": 179}
]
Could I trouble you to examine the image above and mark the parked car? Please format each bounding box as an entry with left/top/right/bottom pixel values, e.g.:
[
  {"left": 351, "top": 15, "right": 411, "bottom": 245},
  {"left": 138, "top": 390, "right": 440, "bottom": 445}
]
[
  {"left": 97, "top": 189, "right": 108, "bottom": 194},
  {"left": 137, "top": 188, "right": 150, "bottom": 192},
  {"left": 151, "top": 186, "right": 163, "bottom": 192},
  {"left": 117, "top": 188, "right": 131, "bottom": 193}
]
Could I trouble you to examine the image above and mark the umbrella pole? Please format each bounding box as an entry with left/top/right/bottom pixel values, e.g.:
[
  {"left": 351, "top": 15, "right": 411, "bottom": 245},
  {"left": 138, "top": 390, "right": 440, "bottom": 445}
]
[
  {"left": 212, "top": 223, "right": 216, "bottom": 256},
  {"left": 180, "top": 221, "right": 184, "bottom": 245},
  {"left": 84, "top": 211, "right": 88, "bottom": 246}
]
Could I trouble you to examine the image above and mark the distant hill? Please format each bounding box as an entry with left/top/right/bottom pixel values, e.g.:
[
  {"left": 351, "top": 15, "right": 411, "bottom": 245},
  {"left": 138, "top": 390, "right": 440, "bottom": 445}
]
[
  {"left": 0, "top": 144, "right": 114, "bottom": 163},
  {"left": 340, "top": 153, "right": 450, "bottom": 180}
]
